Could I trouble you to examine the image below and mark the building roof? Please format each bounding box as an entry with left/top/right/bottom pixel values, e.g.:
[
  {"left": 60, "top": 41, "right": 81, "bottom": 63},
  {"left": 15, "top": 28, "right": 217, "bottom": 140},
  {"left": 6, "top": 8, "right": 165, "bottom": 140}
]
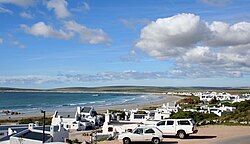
[
  {"left": 0, "top": 135, "right": 12, "bottom": 141},
  {"left": 0, "top": 124, "right": 28, "bottom": 131},
  {"left": 14, "top": 131, "right": 51, "bottom": 141},
  {"left": 9, "top": 127, "right": 27, "bottom": 133},
  {"left": 80, "top": 107, "right": 92, "bottom": 113},
  {"left": 33, "top": 126, "right": 51, "bottom": 132},
  {"left": 57, "top": 112, "right": 76, "bottom": 118}
]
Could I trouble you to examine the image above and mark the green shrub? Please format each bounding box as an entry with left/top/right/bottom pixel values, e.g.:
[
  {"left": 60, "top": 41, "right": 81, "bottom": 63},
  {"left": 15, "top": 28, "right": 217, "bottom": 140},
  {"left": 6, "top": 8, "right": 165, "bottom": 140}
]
[{"left": 170, "top": 111, "right": 218, "bottom": 123}]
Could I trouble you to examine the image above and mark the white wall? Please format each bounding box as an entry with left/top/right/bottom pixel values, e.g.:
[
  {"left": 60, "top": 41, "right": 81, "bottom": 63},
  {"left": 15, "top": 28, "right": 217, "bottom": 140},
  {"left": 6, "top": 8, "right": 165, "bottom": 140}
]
[{"left": 10, "top": 137, "right": 43, "bottom": 144}]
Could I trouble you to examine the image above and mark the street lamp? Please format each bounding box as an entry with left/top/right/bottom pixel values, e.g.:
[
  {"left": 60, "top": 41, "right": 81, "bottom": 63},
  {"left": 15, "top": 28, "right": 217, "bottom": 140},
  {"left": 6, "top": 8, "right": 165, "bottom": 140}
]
[{"left": 41, "top": 110, "right": 46, "bottom": 143}]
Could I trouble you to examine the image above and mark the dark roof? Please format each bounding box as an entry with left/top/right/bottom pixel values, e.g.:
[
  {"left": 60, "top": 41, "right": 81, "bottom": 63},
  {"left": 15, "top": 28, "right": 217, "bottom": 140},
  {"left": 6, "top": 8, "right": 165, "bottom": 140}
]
[
  {"left": 80, "top": 107, "right": 92, "bottom": 113},
  {"left": 0, "top": 124, "right": 28, "bottom": 131},
  {"left": 0, "top": 135, "right": 12, "bottom": 141},
  {"left": 57, "top": 112, "right": 75, "bottom": 118},
  {"left": 15, "top": 131, "right": 51, "bottom": 141},
  {"left": 0, "top": 127, "right": 28, "bottom": 142},
  {"left": 33, "top": 126, "right": 50, "bottom": 132},
  {"left": 10, "top": 127, "right": 27, "bottom": 133}
]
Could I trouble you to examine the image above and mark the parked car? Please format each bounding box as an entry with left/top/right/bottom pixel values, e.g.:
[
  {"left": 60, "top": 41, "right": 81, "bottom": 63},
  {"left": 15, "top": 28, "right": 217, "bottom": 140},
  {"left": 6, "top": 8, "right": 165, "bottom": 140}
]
[
  {"left": 154, "top": 119, "right": 198, "bottom": 139},
  {"left": 118, "top": 126, "right": 163, "bottom": 144}
]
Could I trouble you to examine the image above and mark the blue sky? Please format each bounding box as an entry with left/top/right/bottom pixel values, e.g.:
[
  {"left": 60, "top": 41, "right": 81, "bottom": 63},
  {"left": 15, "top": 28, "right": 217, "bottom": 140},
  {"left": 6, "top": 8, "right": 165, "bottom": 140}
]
[{"left": 0, "top": 0, "right": 250, "bottom": 88}]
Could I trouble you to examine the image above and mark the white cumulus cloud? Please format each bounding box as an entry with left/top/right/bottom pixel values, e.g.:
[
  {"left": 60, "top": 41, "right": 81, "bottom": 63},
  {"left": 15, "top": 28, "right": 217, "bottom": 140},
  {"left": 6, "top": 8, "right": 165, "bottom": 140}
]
[
  {"left": 136, "top": 13, "right": 250, "bottom": 78},
  {"left": 136, "top": 13, "right": 209, "bottom": 59},
  {"left": 207, "top": 21, "right": 250, "bottom": 46},
  {"left": 20, "top": 22, "right": 74, "bottom": 40},
  {"left": 47, "top": 0, "right": 71, "bottom": 19}
]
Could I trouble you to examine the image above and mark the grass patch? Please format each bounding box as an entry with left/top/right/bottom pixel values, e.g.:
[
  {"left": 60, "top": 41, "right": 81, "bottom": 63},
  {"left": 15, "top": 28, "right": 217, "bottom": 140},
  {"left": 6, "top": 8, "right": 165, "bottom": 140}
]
[{"left": 0, "top": 117, "right": 52, "bottom": 125}]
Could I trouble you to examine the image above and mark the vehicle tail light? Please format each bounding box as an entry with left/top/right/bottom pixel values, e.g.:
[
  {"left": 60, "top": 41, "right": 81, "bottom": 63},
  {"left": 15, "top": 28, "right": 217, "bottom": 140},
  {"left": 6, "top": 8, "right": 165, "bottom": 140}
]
[{"left": 192, "top": 126, "right": 194, "bottom": 132}]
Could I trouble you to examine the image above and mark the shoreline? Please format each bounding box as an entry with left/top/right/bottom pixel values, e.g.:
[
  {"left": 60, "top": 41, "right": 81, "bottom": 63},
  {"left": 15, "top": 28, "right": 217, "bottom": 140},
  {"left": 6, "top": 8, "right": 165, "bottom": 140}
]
[
  {"left": 0, "top": 93, "right": 182, "bottom": 121},
  {"left": 0, "top": 90, "right": 168, "bottom": 95}
]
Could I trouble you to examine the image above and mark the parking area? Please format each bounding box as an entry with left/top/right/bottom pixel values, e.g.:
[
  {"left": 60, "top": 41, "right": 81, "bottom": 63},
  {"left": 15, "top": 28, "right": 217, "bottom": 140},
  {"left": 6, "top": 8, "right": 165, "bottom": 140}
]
[{"left": 70, "top": 125, "right": 250, "bottom": 144}]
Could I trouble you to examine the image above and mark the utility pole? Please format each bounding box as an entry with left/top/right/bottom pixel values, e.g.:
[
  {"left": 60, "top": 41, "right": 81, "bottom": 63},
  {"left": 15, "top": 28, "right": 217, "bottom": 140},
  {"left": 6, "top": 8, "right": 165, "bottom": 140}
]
[{"left": 41, "top": 110, "right": 46, "bottom": 143}]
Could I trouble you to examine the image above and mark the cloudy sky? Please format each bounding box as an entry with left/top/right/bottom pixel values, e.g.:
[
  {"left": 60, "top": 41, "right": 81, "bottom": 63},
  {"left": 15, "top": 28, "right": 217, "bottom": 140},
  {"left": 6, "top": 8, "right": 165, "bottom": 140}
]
[{"left": 0, "top": 0, "right": 250, "bottom": 88}]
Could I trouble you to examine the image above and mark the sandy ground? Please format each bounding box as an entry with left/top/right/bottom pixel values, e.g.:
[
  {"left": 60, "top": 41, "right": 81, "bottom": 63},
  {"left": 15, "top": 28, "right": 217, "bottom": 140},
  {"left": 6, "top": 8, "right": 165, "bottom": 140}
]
[{"left": 69, "top": 125, "right": 250, "bottom": 144}]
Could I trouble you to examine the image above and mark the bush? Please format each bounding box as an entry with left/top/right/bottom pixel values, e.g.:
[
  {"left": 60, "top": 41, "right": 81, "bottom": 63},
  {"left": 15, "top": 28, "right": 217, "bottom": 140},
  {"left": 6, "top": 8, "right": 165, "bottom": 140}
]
[
  {"left": 220, "top": 100, "right": 250, "bottom": 122},
  {"left": 170, "top": 111, "right": 218, "bottom": 123},
  {"left": 19, "top": 117, "right": 51, "bottom": 125}
]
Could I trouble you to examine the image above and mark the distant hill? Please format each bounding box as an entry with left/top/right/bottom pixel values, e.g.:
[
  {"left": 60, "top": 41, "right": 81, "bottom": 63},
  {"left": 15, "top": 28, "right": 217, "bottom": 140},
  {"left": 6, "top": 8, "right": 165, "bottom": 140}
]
[{"left": 1, "top": 86, "right": 249, "bottom": 93}]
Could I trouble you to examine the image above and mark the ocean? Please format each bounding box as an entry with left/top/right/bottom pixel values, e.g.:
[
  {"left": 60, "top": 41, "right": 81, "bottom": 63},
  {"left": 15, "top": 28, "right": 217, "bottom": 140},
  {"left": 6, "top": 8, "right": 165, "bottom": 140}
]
[{"left": 0, "top": 92, "right": 165, "bottom": 116}]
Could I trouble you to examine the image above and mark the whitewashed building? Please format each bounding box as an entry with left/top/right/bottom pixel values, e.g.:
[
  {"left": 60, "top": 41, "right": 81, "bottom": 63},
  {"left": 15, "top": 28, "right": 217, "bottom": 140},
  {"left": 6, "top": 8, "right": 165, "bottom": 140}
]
[
  {"left": 51, "top": 106, "right": 99, "bottom": 131},
  {"left": 0, "top": 123, "right": 68, "bottom": 144}
]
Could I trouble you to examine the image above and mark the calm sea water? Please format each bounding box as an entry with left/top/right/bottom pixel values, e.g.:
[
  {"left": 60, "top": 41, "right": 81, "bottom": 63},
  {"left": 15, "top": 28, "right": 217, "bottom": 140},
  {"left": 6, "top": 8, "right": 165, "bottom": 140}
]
[{"left": 0, "top": 92, "right": 164, "bottom": 116}]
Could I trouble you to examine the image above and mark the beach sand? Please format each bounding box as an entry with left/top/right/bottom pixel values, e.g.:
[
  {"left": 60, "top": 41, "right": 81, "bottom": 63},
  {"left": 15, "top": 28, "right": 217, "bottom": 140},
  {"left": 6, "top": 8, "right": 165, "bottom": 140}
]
[{"left": 0, "top": 94, "right": 181, "bottom": 121}]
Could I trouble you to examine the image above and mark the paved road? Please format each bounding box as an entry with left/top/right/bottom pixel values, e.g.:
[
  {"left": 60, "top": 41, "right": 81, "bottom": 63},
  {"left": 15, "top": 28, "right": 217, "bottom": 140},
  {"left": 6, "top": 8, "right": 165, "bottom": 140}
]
[{"left": 212, "top": 135, "right": 250, "bottom": 144}]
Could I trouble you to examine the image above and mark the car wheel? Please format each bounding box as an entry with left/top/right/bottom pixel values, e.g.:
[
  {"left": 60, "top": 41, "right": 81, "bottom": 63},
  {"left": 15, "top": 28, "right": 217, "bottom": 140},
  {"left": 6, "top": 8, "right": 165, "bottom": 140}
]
[
  {"left": 177, "top": 131, "right": 186, "bottom": 139},
  {"left": 152, "top": 137, "right": 160, "bottom": 144},
  {"left": 123, "top": 137, "right": 131, "bottom": 144}
]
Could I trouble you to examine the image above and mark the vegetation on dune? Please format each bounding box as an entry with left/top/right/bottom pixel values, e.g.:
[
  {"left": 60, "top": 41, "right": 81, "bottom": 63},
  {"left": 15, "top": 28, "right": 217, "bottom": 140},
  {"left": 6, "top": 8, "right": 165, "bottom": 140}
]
[
  {"left": 19, "top": 117, "right": 52, "bottom": 125},
  {"left": 171, "top": 100, "right": 250, "bottom": 125},
  {"left": 0, "top": 117, "right": 52, "bottom": 125},
  {"left": 142, "top": 106, "right": 159, "bottom": 110},
  {"left": 170, "top": 111, "right": 219, "bottom": 123},
  {"left": 220, "top": 100, "right": 250, "bottom": 123}
]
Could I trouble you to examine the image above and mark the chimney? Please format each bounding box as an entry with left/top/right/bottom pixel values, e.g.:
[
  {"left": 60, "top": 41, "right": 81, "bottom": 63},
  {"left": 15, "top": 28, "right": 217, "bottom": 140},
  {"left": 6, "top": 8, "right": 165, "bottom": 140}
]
[
  {"left": 105, "top": 113, "right": 110, "bottom": 123},
  {"left": 28, "top": 123, "right": 34, "bottom": 130},
  {"left": 34, "top": 121, "right": 40, "bottom": 127}
]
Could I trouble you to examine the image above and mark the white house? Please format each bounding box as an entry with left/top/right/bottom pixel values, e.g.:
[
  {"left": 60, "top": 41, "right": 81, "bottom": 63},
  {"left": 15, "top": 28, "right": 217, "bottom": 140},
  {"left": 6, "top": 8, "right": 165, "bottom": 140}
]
[
  {"left": 51, "top": 106, "right": 99, "bottom": 131},
  {"left": 0, "top": 123, "right": 68, "bottom": 144},
  {"left": 0, "top": 124, "right": 28, "bottom": 142}
]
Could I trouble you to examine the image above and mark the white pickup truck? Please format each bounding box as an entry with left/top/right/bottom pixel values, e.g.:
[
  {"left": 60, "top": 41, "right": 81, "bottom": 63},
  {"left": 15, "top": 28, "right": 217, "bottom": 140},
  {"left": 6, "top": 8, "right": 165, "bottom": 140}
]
[{"left": 154, "top": 119, "right": 198, "bottom": 139}]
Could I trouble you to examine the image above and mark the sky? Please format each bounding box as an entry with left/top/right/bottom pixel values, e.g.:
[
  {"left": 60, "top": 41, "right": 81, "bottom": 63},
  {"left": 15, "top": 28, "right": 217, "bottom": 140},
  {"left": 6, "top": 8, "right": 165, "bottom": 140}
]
[{"left": 0, "top": 0, "right": 250, "bottom": 88}]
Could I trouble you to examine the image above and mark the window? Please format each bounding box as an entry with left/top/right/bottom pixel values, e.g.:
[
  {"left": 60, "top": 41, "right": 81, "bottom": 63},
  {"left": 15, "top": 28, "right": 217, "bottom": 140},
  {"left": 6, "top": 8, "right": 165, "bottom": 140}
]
[
  {"left": 145, "top": 128, "right": 155, "bottom": 134},
  {"left": 0, "top": 133, "right": 4, "bottom": 136},
  {"left": 108, "top": 127, "right": 113, "bottom": 132},
  {"left": 134, "top": 128, "right": 143, "bottom": 134},
  {"left": 178, "top": 120, "right": 190, "bottom": 125},
  {"left": 167, "top": 120, "right": 174, "bottom": 125},
  {"left": 157, "top": 121, "right": 165, "bottom": 126}
]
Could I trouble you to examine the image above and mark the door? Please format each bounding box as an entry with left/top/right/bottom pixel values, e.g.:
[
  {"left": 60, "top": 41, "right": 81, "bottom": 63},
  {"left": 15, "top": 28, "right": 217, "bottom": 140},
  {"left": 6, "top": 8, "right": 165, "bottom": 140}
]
[
  {"left": 156, "top": 121, "right": 167, "bottom": 134},
  {"left": 165, "top": 120, "right": 175, "bottom": 135},
  {"left": 131, "top": 128, "right": 144, "bottom": 142},
  {"left": 143, "top": 128, "right": 155, "bottom": 141}
]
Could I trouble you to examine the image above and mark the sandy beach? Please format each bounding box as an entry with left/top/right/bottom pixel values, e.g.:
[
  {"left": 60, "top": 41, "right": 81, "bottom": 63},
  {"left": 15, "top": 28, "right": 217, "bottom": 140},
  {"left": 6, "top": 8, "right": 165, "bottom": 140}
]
[{"left": 0, "top": 93, "right": 181, "bottom": 121}]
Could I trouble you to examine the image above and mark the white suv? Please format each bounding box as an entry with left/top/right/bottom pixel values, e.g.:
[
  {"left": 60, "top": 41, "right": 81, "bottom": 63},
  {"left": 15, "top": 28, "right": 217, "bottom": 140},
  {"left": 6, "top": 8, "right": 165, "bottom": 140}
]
[
  {"left": 155, "top": 119, "right": 198, "bottom": 139},
  {"left": 118, "top": 126, "right": 163, "bottom": 144}
]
